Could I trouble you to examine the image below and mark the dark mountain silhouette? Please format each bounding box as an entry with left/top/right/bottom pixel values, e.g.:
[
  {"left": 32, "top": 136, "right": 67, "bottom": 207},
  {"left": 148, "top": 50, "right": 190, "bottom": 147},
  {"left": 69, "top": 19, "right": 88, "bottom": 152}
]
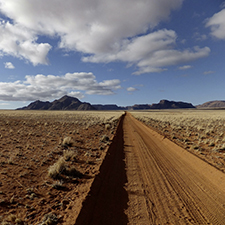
[
  {"left": 93, "top": 104, "right": 125, "bottom": 110},
  {"left": 150, "top": 100, "right": 195, "bottom": 109},
  {"left": 94, "top": 100, "right": 194, "bottom": 110},
  {"left": 20, "top": 100, "right": 52, "bottom": 110},
  {"left": 129, "top": 104, "right": 152, "bottom": 110},
  {"left": 197, "top": 101, "right": 225, "bottom": 108},
  {"left": 17, "top": 96, "right": 195, "bottom": 110},
  {"left": 17, "top": 95, "right": 95, "bottom": 110}
]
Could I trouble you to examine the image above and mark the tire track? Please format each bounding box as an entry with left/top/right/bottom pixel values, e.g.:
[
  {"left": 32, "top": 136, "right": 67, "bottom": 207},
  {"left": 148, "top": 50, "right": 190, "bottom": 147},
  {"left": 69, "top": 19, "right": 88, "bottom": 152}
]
[
  {"left": 125, "top": 117, "right": 194, "bottom": 224},
  {"left": 125, "top": 113, "right": 225, "bottom": 224},
  {"left": 75, "top": 112, "right": 225, "bottom": 224}
]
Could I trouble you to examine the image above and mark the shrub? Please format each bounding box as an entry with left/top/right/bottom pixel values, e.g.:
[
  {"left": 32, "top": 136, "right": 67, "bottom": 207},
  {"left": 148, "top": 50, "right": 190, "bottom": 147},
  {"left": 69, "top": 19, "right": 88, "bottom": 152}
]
[
  {"left": 62, "top": 136, "right": 73, "bottom": 147},
  {"left": 48, "top": 157, "right": 66, "bottom": 179},
  {"left": 63, "top": 150, "right": 76, "bottom": 161}
]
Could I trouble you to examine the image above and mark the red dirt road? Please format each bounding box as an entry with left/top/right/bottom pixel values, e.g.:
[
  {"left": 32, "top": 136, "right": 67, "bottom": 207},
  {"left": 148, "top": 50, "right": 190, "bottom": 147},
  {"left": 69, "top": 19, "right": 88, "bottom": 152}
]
[{"left": 75, "top": 112, "right": 225, "bottom": 224}]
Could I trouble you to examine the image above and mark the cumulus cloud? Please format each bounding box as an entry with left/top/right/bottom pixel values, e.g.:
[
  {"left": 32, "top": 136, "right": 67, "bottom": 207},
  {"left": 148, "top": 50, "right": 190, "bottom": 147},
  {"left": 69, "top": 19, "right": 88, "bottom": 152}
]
[
  {"left": 0, "top": 20, "right": 51, "bottom": 65},
  {"left": 0, "top": 0, "right": 188, "bottom": 68},
  {"left": 0, "top": 0, "right": 183, "bottom": 50},
  {"left": 0, "top": 72, "right": 121, "bottom": 101},
  {"left": 0, "top": 0, "right": 210, "bottom": 73},
  {"left": 127, "top": 87, "right": 138, "bottom": 92},
  {"left": 206, "top": 9, "right": 225, "bottom": 39},
  {"left": 178, "top": 65, "right": 192, "bottom": 70},
  {"left": 83, "top": 29, "right": 210, "bottom": 74},
  {"left": 4, "top": 62, "right": 15, "bottom": 69}
]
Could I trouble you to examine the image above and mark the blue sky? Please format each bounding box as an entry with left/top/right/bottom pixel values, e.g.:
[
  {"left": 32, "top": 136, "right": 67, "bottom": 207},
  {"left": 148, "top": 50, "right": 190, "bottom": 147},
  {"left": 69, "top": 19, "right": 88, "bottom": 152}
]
[{"left": 0, "top": 0, "right": 225, "bottom": 109}]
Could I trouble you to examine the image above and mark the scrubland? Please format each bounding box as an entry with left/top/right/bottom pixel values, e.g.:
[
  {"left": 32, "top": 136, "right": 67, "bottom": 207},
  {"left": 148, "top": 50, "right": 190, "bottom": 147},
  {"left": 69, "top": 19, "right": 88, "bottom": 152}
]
[
  {"left": 131, "top": 109, "right": 225, "bottom": 173},
  {"left": 0, "top": 110, "right": 122, "bottom": 224},
  {"left": 2, "top": 109, "right": 225, "bottom": 224}
]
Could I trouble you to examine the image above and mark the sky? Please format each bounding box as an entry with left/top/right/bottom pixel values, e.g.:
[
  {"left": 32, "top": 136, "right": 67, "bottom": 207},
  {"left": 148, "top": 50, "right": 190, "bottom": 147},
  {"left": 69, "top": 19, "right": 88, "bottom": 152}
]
[{"left": 0, "top": 0, "right": 225, "bottom": 109}]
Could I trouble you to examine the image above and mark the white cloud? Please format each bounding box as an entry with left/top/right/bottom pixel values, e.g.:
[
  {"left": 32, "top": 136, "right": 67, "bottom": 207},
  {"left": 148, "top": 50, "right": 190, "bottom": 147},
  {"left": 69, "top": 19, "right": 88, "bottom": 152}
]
[
  {"left": 127, "top": 87, "right": 138, "bottom": 92},
  {"left": 0, "top": 0, "right": 183, "bottom": 50},
  {"left": 203, "top": 70, "right": 215, "bottom": 75},
  {"left": 83, "top": 29, "right": 210, "bottom": 74},
  {"left": 206, "top": 9, "right": 225, "bottom": 40},
  {"left": 4, "top": 62, "right": 15, "bottom": 69},
  {"left": 0, "top": 0, "right": 210, "bottom": 73},
  {"left": 0, "top": 21, "right": 51, "bottom": 65},
  {"left": 179, "top": 65, "right": 192, "bottom": 70},
  {"left": 134, "top": 46, "right": 210, "bottom": 75},
  {"left": 0, "top": 0, "right": 187, "bottom": 68},
  {"left": 0, "top": 72, "right": 121, "bottom": 101}
]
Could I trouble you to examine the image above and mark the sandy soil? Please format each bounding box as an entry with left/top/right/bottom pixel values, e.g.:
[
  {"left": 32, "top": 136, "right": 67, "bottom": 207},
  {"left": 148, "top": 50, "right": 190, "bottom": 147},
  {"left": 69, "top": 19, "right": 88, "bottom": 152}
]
[
  {"left": 123, "top": 113, "right": 225, "bottom": 224},
  {"left": 74, "top": 112, "right": 225, "bottom": 224},
  {"left": 1, "top": 111, "right": 225, "bottom": 224},
  {"left": 131, "top": 110, "right": 225, "bottom": 173},
  {"left": 0, "top": 111, "right": 117, "bottom": 224}
]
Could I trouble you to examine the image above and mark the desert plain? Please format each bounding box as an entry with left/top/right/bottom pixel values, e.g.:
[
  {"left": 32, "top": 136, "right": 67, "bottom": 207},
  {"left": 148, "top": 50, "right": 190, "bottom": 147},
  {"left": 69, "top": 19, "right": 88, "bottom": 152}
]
[
  {"left": 0, "top": 109, "right": 225, "bottom": 224},
  {"left": 0, "top": 110, "right": 120, "bottom": 224}
]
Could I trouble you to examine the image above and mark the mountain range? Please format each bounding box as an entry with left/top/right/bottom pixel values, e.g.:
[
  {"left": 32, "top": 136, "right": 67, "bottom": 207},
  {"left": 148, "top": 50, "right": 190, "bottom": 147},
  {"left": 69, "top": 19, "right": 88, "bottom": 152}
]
[
  {"left": 196, "top": 101, "right": 225, "bottom": 109},
  {"left": 17, "top": 95, "right": 95, "bottom": 110},
  {"left": 17, "top": 95, "right": 196, "bottom": 110},
  {"left": 94, "top": 99, "right": 195, "bottom": 110}
]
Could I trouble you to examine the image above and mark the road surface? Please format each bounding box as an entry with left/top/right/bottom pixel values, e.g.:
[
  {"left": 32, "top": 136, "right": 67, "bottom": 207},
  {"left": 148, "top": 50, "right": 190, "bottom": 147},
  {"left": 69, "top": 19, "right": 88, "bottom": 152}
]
[{"left": 75, "top": 112, "right": 225, "bottom": 224}]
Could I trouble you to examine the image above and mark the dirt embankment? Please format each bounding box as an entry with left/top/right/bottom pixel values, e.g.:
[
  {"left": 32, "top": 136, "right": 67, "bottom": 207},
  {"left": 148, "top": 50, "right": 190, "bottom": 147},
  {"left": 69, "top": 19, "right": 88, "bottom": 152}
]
[{"left": 75, "top": 112, "right": 225, "bottom": 224}]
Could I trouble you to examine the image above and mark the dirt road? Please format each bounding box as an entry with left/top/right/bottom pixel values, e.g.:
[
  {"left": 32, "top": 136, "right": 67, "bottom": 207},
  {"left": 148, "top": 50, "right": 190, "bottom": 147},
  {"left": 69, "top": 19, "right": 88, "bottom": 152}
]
[{"left": 75, "top": 112, "right": 225, "bottom": 224}]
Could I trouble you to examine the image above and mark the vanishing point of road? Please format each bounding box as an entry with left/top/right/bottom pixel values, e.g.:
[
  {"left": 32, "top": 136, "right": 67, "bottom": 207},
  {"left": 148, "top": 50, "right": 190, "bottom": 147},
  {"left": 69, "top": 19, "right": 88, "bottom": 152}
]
[{"left": 75, "top": 112, "right": 225, "bottom": 225}]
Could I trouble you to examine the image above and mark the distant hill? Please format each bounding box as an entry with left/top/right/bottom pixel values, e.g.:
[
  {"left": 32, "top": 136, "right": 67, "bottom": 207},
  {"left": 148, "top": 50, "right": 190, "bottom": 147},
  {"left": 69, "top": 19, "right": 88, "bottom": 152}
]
[
  {"left": 197, "top": 101, "right": 225, "bottom": 108},
  {"left": 93, "top": 100, "right": 194, "bottom": 110},
  {"left": 17, "top": 96, "right": 195, "bottom": 110},
  {"left": 93, "top": 104, "right": 125, "bottom": 110},
  {"left": 17, "top": 95, "right": 95, "bottom": 110},
  {"left": 129, "top": 104, "right": 152, "bottom": 110},
  {"left": 150, "top": 100, "right": 195, "bottom": 109}
]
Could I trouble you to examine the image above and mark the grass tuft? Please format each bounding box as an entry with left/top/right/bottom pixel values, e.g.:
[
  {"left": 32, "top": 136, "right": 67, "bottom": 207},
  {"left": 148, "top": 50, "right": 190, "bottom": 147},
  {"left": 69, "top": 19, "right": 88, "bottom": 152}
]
[
  {"left": 63, "top": 150, "right": 76, "bottom": 161},
  {"left": 62, "top": 136, "right": 73, "bottom": 147},
  {"left": 48, "top": 157, "right": 66, "bottom": 179}
]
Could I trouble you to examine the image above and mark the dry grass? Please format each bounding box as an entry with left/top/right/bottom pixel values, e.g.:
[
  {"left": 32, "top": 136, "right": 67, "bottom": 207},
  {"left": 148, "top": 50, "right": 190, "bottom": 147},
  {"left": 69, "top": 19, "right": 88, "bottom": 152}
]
[
  {"left": 131, "top": 109, "right": 225, "bottom": 150},
  {"left": 62, "top": 136, "right": 73, "bottom": 147},
  {"left": 48, "top": 157, "right": 66, "bottom": 179},
  {"left": 0, "top": 110, "right": 122, "bottom": 223},
  {"left": 63, "top": 149, "right": 76, "bottom": 161},
  {"left": 131, "top": 109, "right": 225, "bottom": 172}
]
